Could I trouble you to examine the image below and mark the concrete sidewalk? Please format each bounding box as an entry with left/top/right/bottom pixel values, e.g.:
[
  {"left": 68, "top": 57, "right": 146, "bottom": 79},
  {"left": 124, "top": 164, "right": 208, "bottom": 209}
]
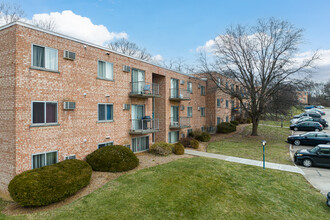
[{"left": 185, "top": 149, "right": 304, "bottom": 175}]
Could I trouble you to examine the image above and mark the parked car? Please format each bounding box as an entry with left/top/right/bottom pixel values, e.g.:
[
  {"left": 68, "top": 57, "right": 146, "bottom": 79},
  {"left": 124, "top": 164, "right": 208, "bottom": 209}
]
[
  {"left": 317, "top": 105, "right": 325, "bottom": 109},
  {"left": 290, "top": 121, "right": 323, "bottom": 132},
  {"left": 287, "top": 132, "right": 330, "bottom": 146},
  {"left": 293, "top": 117, "right": 328, "bottom": 127},
  {"left": 290, "top": 116, "right": 312, "bottom": 124},
  {"left": 304, "top": 105, "right": 316, "bottom": 109},
  {"left": 294, "top": 145, "right": 330, "bottom": 167},
  {"left": 307, "top": 108, "right": 325, "bottom": 115},
  {"left": 293, "top": 112, "right": 321, "bottom": 119}
]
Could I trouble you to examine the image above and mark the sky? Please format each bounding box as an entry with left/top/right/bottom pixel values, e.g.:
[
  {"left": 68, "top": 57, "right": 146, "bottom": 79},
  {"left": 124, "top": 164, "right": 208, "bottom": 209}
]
[{"left": 3, "top": 0, "right": 330, "bottom": 81}]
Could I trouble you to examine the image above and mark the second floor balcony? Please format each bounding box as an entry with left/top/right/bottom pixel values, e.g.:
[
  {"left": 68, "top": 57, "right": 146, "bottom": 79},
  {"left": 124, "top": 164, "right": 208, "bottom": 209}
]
[
  {"left": 169, "top": 88, "right": 190, "bottom": 101},
  {"left": 129, "top": 81, "right": 160, "bottom": 98},
  {"left": 129, "top": 117, "right": 159, "bottom": 134},
  {"left": 169, "top": 116, "right": 191, "bottom": 129}
]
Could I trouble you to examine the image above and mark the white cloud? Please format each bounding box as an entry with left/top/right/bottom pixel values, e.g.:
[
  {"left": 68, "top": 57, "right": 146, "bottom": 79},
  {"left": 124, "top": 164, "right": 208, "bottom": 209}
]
[
  {"left": 150, "top": 54, "right": 163, "bottom": 64},
  {"left": 30, "top": 10, "right": 127, "bottom": 45}
]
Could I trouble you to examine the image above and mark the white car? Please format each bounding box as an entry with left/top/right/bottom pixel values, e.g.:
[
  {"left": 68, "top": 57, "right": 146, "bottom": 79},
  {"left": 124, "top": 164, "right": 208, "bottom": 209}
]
[{"left": 291, "top": 116, "right": 313, "bottom": 124}]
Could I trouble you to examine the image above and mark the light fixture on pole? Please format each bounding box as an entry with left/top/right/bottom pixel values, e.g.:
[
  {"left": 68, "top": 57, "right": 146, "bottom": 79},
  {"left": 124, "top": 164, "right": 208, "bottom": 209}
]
[{"left": 261, "top": 140, "right": 267, "bottom": 170}]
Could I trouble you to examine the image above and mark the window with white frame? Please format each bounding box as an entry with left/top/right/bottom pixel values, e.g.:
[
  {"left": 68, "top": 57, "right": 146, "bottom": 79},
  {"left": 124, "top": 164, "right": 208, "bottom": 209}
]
[
  {"left": 217, "top": 98, "right": 221, "bottom": 108},
  {"left": 217, "top": 117, "right": 221, "bottom": 125},
  {"left": 187, "top": 106, "right": 193, "bottom": 117},
  {"left": 32, "top": 101, "right": 58, "bottom": 125},
  {"left": 98, "top": 60, "right": 114, "bottom": 80},
  {"left": 32, "top": 151, "right": 58, "bottom": 169},
  {"left": 98, "top": 141, "right": 114, "bottom": 149},
  {"left": 98, "top": 104, "right": 113, "bottom": 121},
  {"left": 200, "top": 86, "right": 205, "bottom": 96},
  {"left": 187, "top": 82, "right": 193, "bottom": 93},
  {"left": 32, "top": 45, "right": 58, "bottom": 71},
  {"left": 168, "top": 131, "right": 179, "bottom": 143},
  {"left": 200, "top": 107, "right": 205, "bottom": 117}
]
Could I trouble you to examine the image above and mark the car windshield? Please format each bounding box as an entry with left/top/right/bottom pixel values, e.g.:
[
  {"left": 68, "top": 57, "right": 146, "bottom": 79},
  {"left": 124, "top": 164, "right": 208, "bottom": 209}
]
[{"left": 309, "top": 147, "right": 320, "bottom": 153}]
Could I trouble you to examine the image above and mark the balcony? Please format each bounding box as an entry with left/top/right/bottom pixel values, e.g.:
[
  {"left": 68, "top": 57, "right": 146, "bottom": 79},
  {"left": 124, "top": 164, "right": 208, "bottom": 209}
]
[
  {"left": 129, "top": 118, "right": 159, "bottom": 134},
  {"left": 129, "top": 81, "right": 160, "bottom": 98},
  {"left": 169, "top": 117, "right": 191, "bottom": 129},
  {"left": 169, "top": 88, "right": 190, "bottom": 101}
]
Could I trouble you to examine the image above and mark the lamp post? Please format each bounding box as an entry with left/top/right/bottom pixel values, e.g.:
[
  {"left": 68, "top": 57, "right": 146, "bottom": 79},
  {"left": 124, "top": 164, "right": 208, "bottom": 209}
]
[{"left": 262, "top": 140, "right": 267, "bottom": 170}]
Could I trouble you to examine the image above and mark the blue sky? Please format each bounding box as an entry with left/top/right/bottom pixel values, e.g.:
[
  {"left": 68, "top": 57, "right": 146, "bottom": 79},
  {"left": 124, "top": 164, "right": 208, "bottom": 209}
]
[{"left": 6, "top": 0, "right": 330, "bottom": 80}]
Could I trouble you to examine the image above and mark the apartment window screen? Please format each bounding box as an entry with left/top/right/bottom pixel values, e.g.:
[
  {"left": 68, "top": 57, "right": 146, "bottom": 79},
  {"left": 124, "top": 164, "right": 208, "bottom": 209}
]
[
  {"left": 98, "top": 142, "right": 114, "bottom": 149},
  {"left": 98, "top": 60, "right": 114, "bottom": 80},
  {"left": 32, "top": 45, "right": 58, "bottom": 71},
  {"left": 32, "top": 151, "right": 58, "bottom": 169},
  {"left": 187, "top": 106, "right": 193, "bottom": 117},
  {"left": 98, "top": 104, "right": 113, "bottom": 121},
  {"left": 32, "top": 102, "right": 57, "bottom": 124}
]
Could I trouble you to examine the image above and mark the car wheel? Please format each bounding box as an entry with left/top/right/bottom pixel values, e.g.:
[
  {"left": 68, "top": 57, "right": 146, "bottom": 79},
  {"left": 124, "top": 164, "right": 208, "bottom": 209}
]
[
  {"left": 302, "top": 159, "right": 312, "bottom": 168},
  {"left": 294, "top": 127, "right": 298, "bottom": 131},
  {"left": 315, "top": 129, "right": 320, "bottom": 132},
  {"left": 294, "top": 140, "right": 301, "bottom": 146}
]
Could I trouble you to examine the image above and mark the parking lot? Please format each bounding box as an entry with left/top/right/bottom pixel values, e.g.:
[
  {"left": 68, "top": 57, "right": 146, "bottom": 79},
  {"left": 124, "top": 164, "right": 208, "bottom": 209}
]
[{"left": 290, "top": 108, "right": 330, "bottom": 195}]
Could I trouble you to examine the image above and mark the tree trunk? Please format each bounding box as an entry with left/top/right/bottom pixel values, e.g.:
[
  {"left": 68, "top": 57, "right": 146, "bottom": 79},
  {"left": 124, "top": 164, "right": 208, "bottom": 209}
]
[{"left": 251, "top": 117, "right": 259, "bottom": 136}]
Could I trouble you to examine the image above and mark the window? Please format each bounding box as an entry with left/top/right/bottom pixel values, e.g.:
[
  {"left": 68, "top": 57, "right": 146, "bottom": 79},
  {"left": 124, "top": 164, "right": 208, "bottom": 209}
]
[
  {"left": 168, "top": 131, "right": 179, "bottom": 143},
  {"left": 32, "top": 151, "right": 58, "bottom": 169},
  {"left": 217, "top": 117, "right": 221, "bottom": 125},
  {"left": 132, "top": 136, "right": 149, "bottom": 152},
  {"left": 187, "top": 106, "right": 193, "bottom": 117},
  {"left": 217, "top": 78, "right": 221, "bottom": 87},
  {"left": 98, "top": 141, "right": 114, "bottom": 149},
  {"left": 200, "top": 107, "right": 205, "bottom": 117},
  {"left": 32, "top": 101, "right": 58, "bottom": 125},
  {"left": 231, "top": 84, "right": 234, "bottom": 91},
  {"left": 226, "top": 116, "right": 229, "bottom": 122},
  {"left": 187, "top": 129, "right": 192, "bottom": 136},
  {"left": 98, "top": 60, "right": 114, "bottom": 80},
  {"left": 181, "top": 133, "right": 185, "bottom": 139},
  {"left": 226, "top": 82, "right": 228, "bottom": 89},
  {"left": 201, "top": 127, "right": 205, "bottom": 132},
  {"left": 231, "top": 116, "right": 235, "bottom": 121},
  {"left": 187, "top": 82, "right": 193, "bottom": 93},
  {"left": 200, "top": 86, "right": 205, "bottom": 96},
  {"left": 226, "top": 100, "right": 229, "bottom": 108},
  {"left": 32, "top": 45, "right": 58, "bottom": 71},
  {"left": 319, "top": 148, "right": 330, "bottom": 155},
  {"left": 217, "top": 99, "right": 221, "bottom": 108},
  {"left": 98, "top": 104, "right": 113, "bottom": 121},
  {"left": 231, "top": 100, "right": 235, "bottom": 108}
]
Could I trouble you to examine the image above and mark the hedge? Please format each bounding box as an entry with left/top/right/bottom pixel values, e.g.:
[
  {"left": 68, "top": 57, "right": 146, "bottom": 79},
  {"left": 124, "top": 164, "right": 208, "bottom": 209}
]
[
  {"left": 179, "top": 137, "right": 192, "bottom": 148},
  {"left": 86, "top": 145, "right": 139, "bottom": 172},
  {"left": 149, "top": 142, "right": 173, "bottom": 156},
  {"left": 190, "top": 139, "right": 199, "bottom": 149},
  {"left": 230, "top": 120, "right": 239, "bottom": 126},
  {"left": 217, "top": 122, "right": 237, "bottom": 133},
  {"left": 8, "top": 159, "right": 92, "bottom": 207},
  {"left": 173, "top": 143, "right": 185, "bottom": 155}
]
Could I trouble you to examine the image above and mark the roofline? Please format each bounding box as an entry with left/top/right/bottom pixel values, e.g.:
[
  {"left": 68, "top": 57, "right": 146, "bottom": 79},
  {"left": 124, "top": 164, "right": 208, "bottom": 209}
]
[{"left": 0, "top": 21, "right": 204, "bottom": 81}]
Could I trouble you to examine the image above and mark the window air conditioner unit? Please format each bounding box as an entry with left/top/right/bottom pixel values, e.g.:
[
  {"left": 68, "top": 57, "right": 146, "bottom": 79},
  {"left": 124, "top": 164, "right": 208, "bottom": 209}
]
[
  {"left": 123, "top": 144, "right": 131, "bottom": 149},
  {"left": 198, "top": 84, "right": 201, "bottom": 89},
  {"left": 220, "top": 98, "right": 224, "bottom": 102},
  {"left": 123, "top": 104, "right": 130, "bottom": 110},
  {"left": 198, "top": 107, "right": 201, "bottom": 111},
  {"left": 63, "top": 102, "right": 76, "bottom": 110},
  {"left": 181, "top": 106, "right": 184, "bottom": 111},
  {"left": 63, "top": 50, "right": 76, "bottom": 60},
  {"left": 64, "top": 155, "right": 76, "bottom": 160},
  {"left": 172, "top": 121, "right": 179, "bottom": 126},
  {"left": 123, "top": 65, "right": 131, "bottom": 72},
  {"left": 180, "top": 80, "right": 184, "bottom": 85}
]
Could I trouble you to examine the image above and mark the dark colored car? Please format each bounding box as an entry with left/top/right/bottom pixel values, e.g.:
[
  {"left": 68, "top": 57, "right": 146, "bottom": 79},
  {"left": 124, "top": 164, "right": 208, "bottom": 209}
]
[
  {"left": 307, "top": 109, "right": 326, "bottom": 115},
  {"left": 290, "top": 121, "right": 323, "bottom": 132},
  {"left": 287, "top": 132, "right": 330, "bottom": 146},
  {"left": 294, "top": 145, "right": 330, "bottom": 167},
  {"left": 295, "top": 117, "right": 329, "bottom": 127},
  {"left": 304, "top": 105, "right": 316, "bottom": 109},
  {"left": 293, "top": 112, "right": 321, "bottom": 119}
]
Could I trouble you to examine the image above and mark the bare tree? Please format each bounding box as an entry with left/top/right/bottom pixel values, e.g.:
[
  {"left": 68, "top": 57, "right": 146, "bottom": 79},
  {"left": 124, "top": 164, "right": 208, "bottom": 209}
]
[
  {"left": 107, "top": 39, "right": 152, "bottom": 61},
  {"left": 198, "top": 18, "right": 318, "bottom": 135},
  {"left": 162, "top": 57, "right": 196, "bottom": 74},
  {"left": 32, "top": 18, "right": 56, "bottom": 31},
  {"left": 0, "top": 2, "right": 25, "bottom": 24}
]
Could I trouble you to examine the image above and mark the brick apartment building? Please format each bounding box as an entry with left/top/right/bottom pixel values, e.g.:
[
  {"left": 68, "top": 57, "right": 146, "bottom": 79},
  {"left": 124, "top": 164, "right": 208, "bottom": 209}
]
[
  {"left": 297, "top": 91, "right": 308, "bottom": 105},
  {"left": 0, "top": 22, "right": 239, "bottom": 194}
]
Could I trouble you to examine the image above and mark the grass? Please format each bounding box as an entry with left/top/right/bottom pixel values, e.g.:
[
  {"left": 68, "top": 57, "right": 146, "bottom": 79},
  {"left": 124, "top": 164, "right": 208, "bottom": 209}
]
[
  {"left": 6, "top": 157, "right": 329, "bottom": 219},
  {"left": 260, "top": 120, "right": 290, "bottom": 127},
  {"left": 0, "top": 197, "right": 8, "bottom": 219},
  {"left": 208, "top": 124, "right": 293, "bottom": 165}
]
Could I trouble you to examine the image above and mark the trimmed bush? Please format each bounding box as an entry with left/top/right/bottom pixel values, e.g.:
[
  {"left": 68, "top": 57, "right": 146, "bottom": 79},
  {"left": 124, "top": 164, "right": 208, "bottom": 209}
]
[
  {"left": 173, "top": 143, "right": 185, "bottom": 155},
  {"left": 230, "top": 120, "right": 239, "bottom": 126},
  {"left": 217, "top": 122, "right": 237, "bottom": 133},
  {"left": 195, "top": 132, "right": 211, "bottom": 142},
  {"left": 179, "top": 137, "right": 192, "bottom": 148},
  {"left": 149, "top": 142, "right": 173, "bottom": 156},
  {"left": 8, "top": 159, "right": 92, "bottom": 207},
  {"left": 86, "top": 145, "right": 139, "bottom": 172},
  {"left": 190, "top": 139, "right": 199, "bottom": 149},
  {"left": 247, "top": 118, "right": 252, "bottom": 124}
]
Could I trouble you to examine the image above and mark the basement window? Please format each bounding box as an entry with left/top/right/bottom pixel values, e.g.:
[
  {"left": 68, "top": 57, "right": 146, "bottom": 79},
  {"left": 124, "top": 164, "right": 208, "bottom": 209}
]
[{"left": 32, "top": 151, "right": 58, "bottom": 169}]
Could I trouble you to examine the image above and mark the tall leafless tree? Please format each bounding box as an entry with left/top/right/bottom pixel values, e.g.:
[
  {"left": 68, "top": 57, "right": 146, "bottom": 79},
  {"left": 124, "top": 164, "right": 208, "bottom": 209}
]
[
  {"left": 107, "top": 39, "right": 152, "bottom": 61},
  {"left": 162, "top": 57, "right": 196, "bottom": 74},
  {"left": 198, "top": 18, "right": 318, "bottom": 135},
  {"left": 32, "top": 18, "right": 56, "bottom": 31},
  {"left": 0, "top": 2, "right": 25, "bottom": 24}
]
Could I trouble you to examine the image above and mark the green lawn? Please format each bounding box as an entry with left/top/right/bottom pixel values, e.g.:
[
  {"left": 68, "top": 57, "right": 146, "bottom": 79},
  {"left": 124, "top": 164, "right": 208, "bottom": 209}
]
[
  {"left": 208, "top": 124, "right": 293, "bottom": 165},
  {"left": 5, "top": 157, "right": 328, "bottom": 219},
  {"left": 260, "top": 120, "right": 290, "bottom": 127},
  {"left": 0, "top": 198, "right": 7, "bottom": 219}
]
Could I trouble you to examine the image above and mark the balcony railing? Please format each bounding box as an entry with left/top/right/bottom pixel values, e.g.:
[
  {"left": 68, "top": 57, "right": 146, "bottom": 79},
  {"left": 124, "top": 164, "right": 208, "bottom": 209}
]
[
  {"left": 169, "top": 117, "right": 191, "bottom": 129},
  {"left": 169, "top": 88, "right": 190, "bottom": 101},
  {"left": 129, "top": 81, "right": 160, "bottom": 98},
  {"left": 129, "top": 118, "right": 159, "bottom": 134}
]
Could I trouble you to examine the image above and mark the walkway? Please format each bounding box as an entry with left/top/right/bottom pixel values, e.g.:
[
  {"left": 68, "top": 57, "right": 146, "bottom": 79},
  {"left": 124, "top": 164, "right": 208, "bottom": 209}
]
[{"left": 185, "top": 149, "right": 304, "bottom": 175}]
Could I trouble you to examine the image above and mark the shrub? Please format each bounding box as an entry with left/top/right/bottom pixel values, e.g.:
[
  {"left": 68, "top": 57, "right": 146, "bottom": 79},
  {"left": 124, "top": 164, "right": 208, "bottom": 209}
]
[
  {"left": 179, "top": 137, "right": 192, "bottom": 148},
  {"left": 190, "top": 139, "right": 199, "bottom": 149},
  {"left": 189, "top": 129, "right": 202, "bottom": 138},
  {"left": 8, "top": 159, "right": 92, "bottom": 207},
  {"left": 230, "top": 120, "right": 239, "bottom": 126},
  {"left": 195, "top": 132, "right": 211, "bottom": 142},
  {"left": 217, "top": 122, "right": 237, "bottom": 133},
  {"left": 149, "top": 142, "right": 173, "bottom": 156},
  {"left": 86, "top": 145, "right": 139, "bottom": 172},
  {"left": 173, "top": 143, "right": 185, "bottom": 155},
  {"left": 247, "top": 118, "right": 252, "bottom": 124}
]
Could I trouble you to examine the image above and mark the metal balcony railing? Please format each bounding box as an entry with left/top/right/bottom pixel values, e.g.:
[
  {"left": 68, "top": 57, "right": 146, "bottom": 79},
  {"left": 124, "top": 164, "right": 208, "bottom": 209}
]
[
  {"left": 169, "top": 116, "right": 191, "bottom": 129},
  {"left": 130, "top": 81, "right": 160, "bottom": 98},
  {"left": 130, "top": 118, "right": 159, "bottom": 134},
  {"left": 169, "top": 88, "right": 190, "bottom": 100}
]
